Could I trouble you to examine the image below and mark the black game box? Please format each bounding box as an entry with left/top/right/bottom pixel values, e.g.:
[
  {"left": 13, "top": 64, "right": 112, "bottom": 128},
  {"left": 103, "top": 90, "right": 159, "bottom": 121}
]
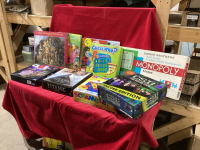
[
  {"left": 42, "top": 68, "right": 93, "bottom": 96},
  {"left": 11, "top": 64, "right": 59, "bottom": 86},
  {"left": 98, "top": 71, "right": 168, "bottom": 118}
]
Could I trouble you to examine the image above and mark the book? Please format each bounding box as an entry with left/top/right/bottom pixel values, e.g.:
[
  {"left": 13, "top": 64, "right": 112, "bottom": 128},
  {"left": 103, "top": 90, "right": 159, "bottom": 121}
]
[
  {"left": 66, "top": 33, "right": 82, "bottom": 70},
  {"left": 74, "top": 75, "right": 117, "bottom": 112},
  {"left": 86, "top": 43, "right": 123, "bottom": 78},
  {"left": 34, "top": 31, "right": 68, "bottom": 68},
  {"left": 120, "top": 47, "right": 190, "bottom": 100},
  {"left": 42, "top": 68, "right": 92, "bottom": 96},
  {"left": 11, "top": 64, "right": 59, "bottom": 86},
  {"left": 98, "top": 71, "right": 167, "bottom": 118},
  {"left": 80, "top": 38, "right": 120, "bottom": 71}
]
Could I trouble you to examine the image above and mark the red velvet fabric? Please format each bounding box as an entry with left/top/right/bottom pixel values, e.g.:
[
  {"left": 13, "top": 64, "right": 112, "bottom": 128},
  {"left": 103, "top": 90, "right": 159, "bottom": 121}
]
[
  {"left": 3, "top": 81, "right": 161, "bottom": 150},
  {"left": 50, "top": 5, "right": 163, "bottom": 52}
]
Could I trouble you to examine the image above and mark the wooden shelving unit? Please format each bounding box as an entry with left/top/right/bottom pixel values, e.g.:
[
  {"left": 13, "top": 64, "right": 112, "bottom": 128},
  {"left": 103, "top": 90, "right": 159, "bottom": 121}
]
[{"left": 1, "top": 0, "right": 200, "bottom": 143}]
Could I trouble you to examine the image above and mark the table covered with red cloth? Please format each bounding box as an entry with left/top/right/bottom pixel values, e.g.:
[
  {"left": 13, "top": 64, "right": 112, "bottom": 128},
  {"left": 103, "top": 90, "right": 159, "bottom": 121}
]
[
  {"left": 50, "top": 4, "right": 163, "bottom": 52},
  {"left": 3, "top": 80, "right": 161, "bottom": 150}
]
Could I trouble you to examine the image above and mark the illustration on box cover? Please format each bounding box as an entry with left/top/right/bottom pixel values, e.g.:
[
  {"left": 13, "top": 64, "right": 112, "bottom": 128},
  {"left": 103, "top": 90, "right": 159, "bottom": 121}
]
[
  {"left": 34, "top": 35, "right": 65, "bottom": 67},
  {"left": 12, "top": 64, "right": 58, "bottom": 79},
  {"left": 44, "top": 68, "right": 91, "bottom": 87}
]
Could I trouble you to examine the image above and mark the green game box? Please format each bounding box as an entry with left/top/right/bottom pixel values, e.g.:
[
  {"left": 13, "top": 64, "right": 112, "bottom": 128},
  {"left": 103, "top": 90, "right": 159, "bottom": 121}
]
[
  {"left": 66, "top": 33, "right": 82, "bottom": 70},
  {"left": 86, "top": 43, "right": 123, "bottom": 78}
]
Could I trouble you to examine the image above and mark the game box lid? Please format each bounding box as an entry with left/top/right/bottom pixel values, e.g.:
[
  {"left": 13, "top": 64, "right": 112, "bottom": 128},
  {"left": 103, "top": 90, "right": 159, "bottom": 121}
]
[
  {"left": 11, "top": 64, "right": 59, "bottom": 86},
  {"left": 43, "top": 68, "right": 93, "bottom": 89}
]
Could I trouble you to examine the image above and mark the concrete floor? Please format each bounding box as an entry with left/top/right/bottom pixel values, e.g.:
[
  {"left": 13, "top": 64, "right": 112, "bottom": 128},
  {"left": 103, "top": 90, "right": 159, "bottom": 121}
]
[{"left": 0, "top": 83, "right": 27, "bottom": 150}]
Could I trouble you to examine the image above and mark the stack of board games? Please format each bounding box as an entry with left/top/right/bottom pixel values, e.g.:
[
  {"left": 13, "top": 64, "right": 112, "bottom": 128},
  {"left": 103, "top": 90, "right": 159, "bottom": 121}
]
[
  {"left": 80, "top": 38, "right": 120, "bottom": 71},
  {"left": 34, "top": 31, "right": 68, "bottom": 68},
  {"left": 98, "top": 71, "right": 167, "bottom": 118},
  {"left": 67, "top": 33, "right": 82, "bottom": 70},
  {"left": 86, "top": 43, "right": 123, "bottom": 78},
  {"left": 120, "top": 47, "right": 190, "bottom": 100},
  {"left": 11, "top": 64, "right": 59, "bottom": 86},
  {"left": 73, "top": 75, "right": 117, "bottom": 113},
  {"left": 42, "top": 68, "right": 92, "bottom": 96}
]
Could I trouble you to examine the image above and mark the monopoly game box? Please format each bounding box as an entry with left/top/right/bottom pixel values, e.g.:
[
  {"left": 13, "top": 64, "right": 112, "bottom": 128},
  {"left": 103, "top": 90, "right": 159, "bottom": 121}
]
[
  {"left": 120, "top": 47, "right": 190, "bottom": 100},
  {"left": 74, "top": 75, "right": 117, "bottom": 112},
  {"left": 42, "top": 68, "right": 92, "bottom": 96},
  {"left": 34, "top": 31, "right": 68, "bottom": 68},
  {"left": 80, "top": 38, "right": 120, "bottom": 71},
  {"left": 11, "top": 64, "right": 59, "bottom": 86},
  {"left": 86, "top": 43, "right": 123, "bottom": 78},
  {"left": 98, "top": 71, "right": 167, "bottom": 118}
]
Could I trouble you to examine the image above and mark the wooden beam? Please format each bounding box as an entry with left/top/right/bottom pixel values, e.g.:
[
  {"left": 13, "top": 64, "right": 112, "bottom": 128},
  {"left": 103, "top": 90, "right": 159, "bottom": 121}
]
[
  {"left": 0, "top": 2, "right": 17, "bottom": 73},
  {"left": 156, "top": 0, "right": 171, "bottom": 49},
  {"left": 160, "top": 100, "right": 200, "bottom": 119},
  {"left": 0, "top": 66, "right": 8, "bottom": 83},
  {"left": 167, "top": 24, "right": 200, "bottom": 43},
  {"left": 179, "top": 0, "right": 188, "bottom": 11},
  {"left": 151, "top": 0, "right": 157, "bottom": 6},
  {"left": 153, "top": 117, "right": 200, "bottom": 139},
  {"left": 12, "top": 25, "right": 29, "bottom": 51},
  {"left": 171, "top": 0, "right": 181, "bottom": 9},
  {"left": 6, "top": 13, "right": 51, "bottom": 27}
]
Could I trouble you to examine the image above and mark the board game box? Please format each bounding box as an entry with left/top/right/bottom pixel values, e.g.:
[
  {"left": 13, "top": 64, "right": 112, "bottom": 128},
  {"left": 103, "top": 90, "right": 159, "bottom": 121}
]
[
  {"left": 66, "top": 33, "right": 82, "bottom": 70},
  {"left": 73, "top": 75, "right": 117, "bottom": 112},
  {"left": 86, "top": 43, "right": 123, "bottom": 78},
  {"left": 98, "top": 71, "right": 167, "bottom": 118},
  {"left": 120, "top": 47, "right": 190, "bottom": 100},
  {"left": 34, "top": 31, "right": 68, "bottom": 68},
  {"left": 42, "top": 68, "right": 92, "bottom": 96},
  {"left": 80, "top": 38, "right": 120, "bottom": 71},
  {"left": 11, "top": 64, "right": 59, "bottom": 86}
]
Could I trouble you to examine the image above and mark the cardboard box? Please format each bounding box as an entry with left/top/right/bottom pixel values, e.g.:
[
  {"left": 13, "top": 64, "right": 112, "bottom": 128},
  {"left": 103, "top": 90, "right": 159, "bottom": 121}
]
[
  {"left": 11, "top": 64, "right": 59, "bottom": 86},
  {"left": 98, "top": 72, "right": 167, "bottom": 118},
  {"left": 30, "top": 0, "right": 70, "bottom": 16},
  {"left": 181, "top": 11, "right": 200, "bottom": 27},
  {"left": 86, "top": 43, "right": 123, "bottom": 78},
  {"left": 80, "top": 38, "right": 120, "bottom": 71},
  {"left": 74, "top": 75, "right": 117, "bottom": 112},
  {"left": 66, "top": 33, "right": 82, "bottom": 70},
  {"left": 120, "top": 47, "right": 190, "bottom": 100},
  {"left": 43, "top": 137, "right": 64, "bottom": 150},
  {"left": 42, "top": 68, "right": 92, "bottom": 96}
]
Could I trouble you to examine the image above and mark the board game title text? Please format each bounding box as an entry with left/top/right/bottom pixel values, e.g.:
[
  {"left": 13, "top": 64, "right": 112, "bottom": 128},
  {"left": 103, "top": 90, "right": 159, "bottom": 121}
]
[
  {"left": 130, "top": 75, "right": 156, "bottom": 88},
  {"left": 92, "top": 46, "right": 118, "bottom": 54},
  {"left": 47, "top": 84, "right": 66, "bottom": 92}
]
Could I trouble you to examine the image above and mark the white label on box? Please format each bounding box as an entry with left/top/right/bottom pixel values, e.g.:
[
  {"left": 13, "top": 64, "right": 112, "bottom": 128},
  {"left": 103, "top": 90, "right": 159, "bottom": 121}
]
[
  {"left": 187, "top": 15, "right": 198, "bottom": 20},
  {"left": 27, "top": 80, "right": 31, "bottom": 84}
]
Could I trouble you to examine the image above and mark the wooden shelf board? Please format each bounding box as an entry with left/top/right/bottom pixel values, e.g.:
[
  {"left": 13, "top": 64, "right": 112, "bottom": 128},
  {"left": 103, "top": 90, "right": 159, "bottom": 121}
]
[
  {"left": 167, "top": 24, "right": 200, "bottom": 43},
  {"left": 17, "top": 61, "right": 33, "bottom": 70},
  {"left": 7, "top": 13, "right": 51, "bottom": 27}
]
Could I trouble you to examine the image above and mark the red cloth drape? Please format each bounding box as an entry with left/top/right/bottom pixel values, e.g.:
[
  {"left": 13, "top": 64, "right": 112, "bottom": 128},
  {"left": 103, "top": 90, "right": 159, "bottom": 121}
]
[
  {"left": 50, "top": 4, "right": 163, "bottom": 52},
  {"left": 3, "top": 81, "right": 161, "bottom": 150},
  {"left": 2, "top": 5, "right": 164, "bottom": 150}
]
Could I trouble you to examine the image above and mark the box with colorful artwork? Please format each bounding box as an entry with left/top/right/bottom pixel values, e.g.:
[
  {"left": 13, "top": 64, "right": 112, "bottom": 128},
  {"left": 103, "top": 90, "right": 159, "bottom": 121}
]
[
  {"left": 86, "top": 43, "right": 123, "bottom": 78},
  {"left": 120, "top": 47, "right": 190, "bottom": 100},
  {"left": 11, "top": 64, "right": 59, "bottom": 86},
  {"left": 80, "top": 38, "right": 120, "bottom": 71},
  {"left": 73, "top": 75, "right": 116, "bottom": 112},
  {"left": 66, "top": 33, "right": 82, "bottom": 70},
  {"left": 98, "top": 71, "right": 167, "bottom": 118},
  {"left": 42, "top": 68, "right": 92, "bottom": 96},
  {"left": 34, "top": 31, "right": 68, "bottom": 68}
]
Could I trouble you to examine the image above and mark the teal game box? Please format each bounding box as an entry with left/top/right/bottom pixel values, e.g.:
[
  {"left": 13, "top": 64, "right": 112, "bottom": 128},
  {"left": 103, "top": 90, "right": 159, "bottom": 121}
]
[
  {"left": 86, "top": 43, "right": 123, "bottom": 78},
  {"left": 98, "top": 71, "right": 167, "bottom": 118}
]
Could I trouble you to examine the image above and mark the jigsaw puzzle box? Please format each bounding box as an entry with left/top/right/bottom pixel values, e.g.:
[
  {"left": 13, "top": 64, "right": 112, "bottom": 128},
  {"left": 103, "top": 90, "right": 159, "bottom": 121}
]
[
  {"left": 73, "top": 75, "right": 117, "bottom": 113},
  {"left": 120, "top": 47, "right": 190, "bottom": 100},
  {"left": 98, "top": 71, "right": 167, "bottom": 118}
]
